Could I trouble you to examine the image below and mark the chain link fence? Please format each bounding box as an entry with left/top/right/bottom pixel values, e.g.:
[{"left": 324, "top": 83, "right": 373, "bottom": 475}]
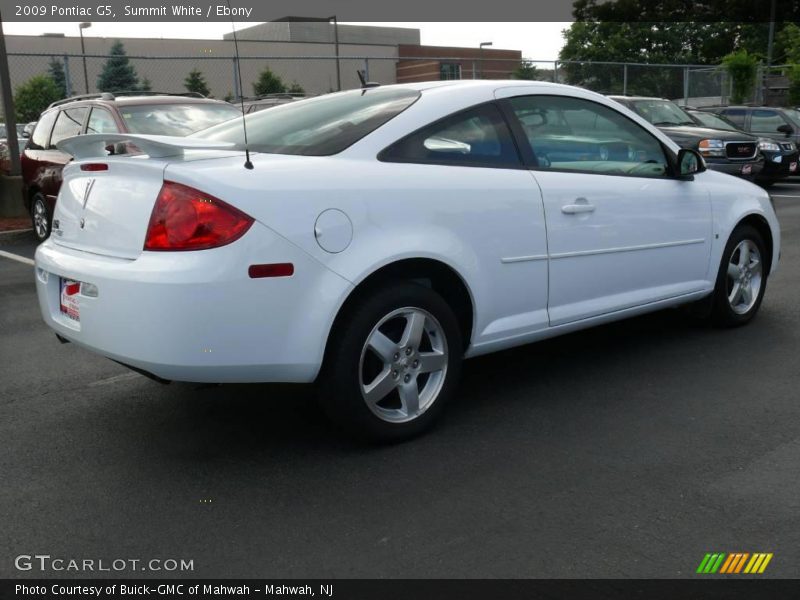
[{"left": 7, "top": 53, "right": 753, "bottom": 106}]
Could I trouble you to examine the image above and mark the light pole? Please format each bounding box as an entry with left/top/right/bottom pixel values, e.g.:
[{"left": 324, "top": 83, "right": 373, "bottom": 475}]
[
  {"left": 479, "top": 41, "right": 492, "bottom": 79},
  {"left": 329, "top": 16, "right": 341, "bottom": 91},
  {"left": 78, "top": 22, "right": 91, "bottom": 94}
]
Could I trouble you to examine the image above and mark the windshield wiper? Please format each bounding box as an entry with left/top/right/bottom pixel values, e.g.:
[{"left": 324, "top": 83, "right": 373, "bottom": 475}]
[{"left": 653, "top": 121, "right": 681, "bottom": 126}]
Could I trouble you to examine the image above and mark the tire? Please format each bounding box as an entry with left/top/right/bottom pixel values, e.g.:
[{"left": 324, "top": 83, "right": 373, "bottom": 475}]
[
  {"left": 709, "top": 224, "right": 768, "bottom": 327},
  {"left": 318, "top": 282, "right": 463, "bottom": 443},
  {"left": 30, "top": 192, "right": 51, "bottom": 242}
]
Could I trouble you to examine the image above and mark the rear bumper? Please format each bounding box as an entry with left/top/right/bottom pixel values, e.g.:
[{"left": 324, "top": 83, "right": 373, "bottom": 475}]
[{"left": 34, "top": 222, "right": 352, "bottom": 383}]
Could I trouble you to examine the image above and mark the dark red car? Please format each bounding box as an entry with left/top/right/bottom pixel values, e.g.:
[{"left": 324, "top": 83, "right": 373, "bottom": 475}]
[{"left": 22, "top": 92, "right": 241, "bottom": 241}]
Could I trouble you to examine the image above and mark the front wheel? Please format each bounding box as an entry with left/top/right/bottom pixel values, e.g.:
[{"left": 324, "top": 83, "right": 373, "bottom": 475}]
[
  {"left": 318, "top": 283, "right": 463, "bottom": 442},
  {"left": 710, "top": 224, "right": 768, "bottom": 326}
]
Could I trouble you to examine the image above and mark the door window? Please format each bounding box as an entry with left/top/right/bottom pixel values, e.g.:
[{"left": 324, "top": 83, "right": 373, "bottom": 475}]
[
  {"left": 49, "top": 107, "right": 88, "bottom": 148},
  {"left": 381, "top": 103, "right": 521, "bottom": 168},
  {"left": 749, "top": 109, "right": 788, "bottom": 135},
  {"left": 507, "top": 95, "right": 669, "bottom": 178}
]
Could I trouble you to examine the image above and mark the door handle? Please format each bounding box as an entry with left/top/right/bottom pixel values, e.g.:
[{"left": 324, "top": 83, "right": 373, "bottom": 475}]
[{"left": 562, "top": 198, "right": 595, "bottom": 214}]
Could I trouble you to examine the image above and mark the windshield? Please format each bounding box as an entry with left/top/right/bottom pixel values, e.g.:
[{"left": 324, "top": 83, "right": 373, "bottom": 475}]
[
  {"left": 120, "top": 103, "right": 241, "bottom": 136},
  {"left": 629, "top": 100, "right": 696, "bottom": 127},
  {"left": 193, "top": 88, "right": 421, "bottom": 156},
  {"left": 689, "top": 111, "right": 739, "bottom": 132}
]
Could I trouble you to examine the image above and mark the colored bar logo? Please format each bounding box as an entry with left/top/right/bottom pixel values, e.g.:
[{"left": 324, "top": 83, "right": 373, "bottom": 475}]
[{"left": 696, "top": 553, "right": 773, "bottom": 574}]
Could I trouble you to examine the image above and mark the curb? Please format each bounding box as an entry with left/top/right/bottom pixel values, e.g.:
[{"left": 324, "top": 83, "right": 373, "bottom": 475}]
[{"left": 0, "top": 228, "right": 34, "bottom": 242}]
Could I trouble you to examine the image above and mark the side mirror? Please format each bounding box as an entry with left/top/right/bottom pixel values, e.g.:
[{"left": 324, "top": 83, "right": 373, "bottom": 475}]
[
  {"left": 777, "top": 123, "right": 793, "bottom": 136},
  {"left": 21, "top": 131, "right": 30, "bottom": 138},
  {"left": 677, "top": 148, "right": 706, "bottom": 178}
]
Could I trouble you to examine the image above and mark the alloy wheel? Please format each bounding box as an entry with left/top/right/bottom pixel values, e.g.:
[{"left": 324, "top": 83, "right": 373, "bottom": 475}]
[
  {"left": 359, "top": 307, "right": 449, "bottom": 423},
  {"left": 726, "top": 239, "right": 762, "bottom": 315},
  {"left": 33, "top": 197, "right": 49, "bottom": 240}
]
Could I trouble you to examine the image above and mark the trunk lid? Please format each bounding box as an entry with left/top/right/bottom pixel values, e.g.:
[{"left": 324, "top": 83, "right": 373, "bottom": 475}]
[{"left": 52, "top": 158, "right": 167, "bottom": 259}]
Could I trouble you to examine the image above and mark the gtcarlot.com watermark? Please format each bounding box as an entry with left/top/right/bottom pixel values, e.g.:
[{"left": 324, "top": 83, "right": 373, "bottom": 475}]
[{"left": 15, "top": 554, "right": 194, "bottom": 573}]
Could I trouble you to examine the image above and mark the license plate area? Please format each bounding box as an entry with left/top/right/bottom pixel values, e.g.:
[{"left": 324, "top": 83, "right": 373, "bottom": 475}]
[
  {"left": 59, "top": 278, "right": 81, "bottom": 322},
  {"left": 790, "top": 162, "right": 797, "bottom": 173},
  {"left": 741, "top": 164, "right": 753, "bottom": 175}
]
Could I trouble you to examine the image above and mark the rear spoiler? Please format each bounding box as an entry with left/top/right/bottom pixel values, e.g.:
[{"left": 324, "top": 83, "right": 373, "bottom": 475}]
[{"left": 56, "top": 133, "right": 236, "bottom": 160}]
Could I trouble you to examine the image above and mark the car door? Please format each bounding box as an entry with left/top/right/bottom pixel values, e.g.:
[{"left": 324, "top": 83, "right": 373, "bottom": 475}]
[
  {"left": 499, "top": 92, "right": 712, "bottom": 326},
  {"left": 378, "top": 102, "right": 550, "bottom": 345},
  {"left": 748, "top": 108, "right": 795, "bottom": 139}
]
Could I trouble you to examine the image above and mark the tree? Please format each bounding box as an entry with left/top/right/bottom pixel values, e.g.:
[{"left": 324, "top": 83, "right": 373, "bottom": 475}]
[
  {"left": 15, "top": 75, "right": 62, "bottom": 122},
  {"left": 48, "top": 57, "right": 68, "bottom": 97},
  {"left": 139, "top": 77, "right": 152, "bottom": 92},
  {"left": 97, "top": 40, "right": 140, "bottom": 92},
  {"left": 287, "top": 81, "right": 305, "bottom": 95},
  {"left": 558, "top": 1, "right": 792, "bottom": 98},
  {"left": 722, "top": 50, "right": 759, "bottom": 104},
  {"left": 252, "top": 67, "right": 286, "bottom": 96},
  {"left": 511, "top": 60, "right": 538, "bottom": 80},
  {"left": 184, "top": 69, "right": 210, "bottom": 96}
]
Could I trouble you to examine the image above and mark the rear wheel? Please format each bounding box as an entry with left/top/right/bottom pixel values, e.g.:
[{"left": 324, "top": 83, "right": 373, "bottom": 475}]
[
  {"left": 30, "top": 193, "right": 51, "bottom": 241},
  {"left": 318, "top": 283, "right": 463, "bottom": 442},
  {"left": 710, "top": 225, "right": 767, "bottom": 326}
]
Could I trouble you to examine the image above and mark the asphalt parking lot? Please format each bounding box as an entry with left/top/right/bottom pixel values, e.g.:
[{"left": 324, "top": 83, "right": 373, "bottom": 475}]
[{"left": 2, "top": 182, "right": 800, "bottom": 579}]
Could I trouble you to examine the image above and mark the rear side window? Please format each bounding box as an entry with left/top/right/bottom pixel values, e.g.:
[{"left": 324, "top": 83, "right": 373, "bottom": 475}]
[
  {"left": 28, "top": 110, "right": 58, "bottom": 150},
  {"left": 720, "top": 109, "right": 747, "bottom": 128},
  {"left": 380, "top": 103, "right": 521, "bottom": 168},
  {"left": 49, "top": 107, "right": 88, "bottom": 148},
  {"left": 749, "top": 109, "right": 788, "bottom": 135}
]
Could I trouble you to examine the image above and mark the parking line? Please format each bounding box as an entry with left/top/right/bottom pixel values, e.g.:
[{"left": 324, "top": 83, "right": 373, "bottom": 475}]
[
  {"left": 88, "top": 372, "right": 143, "bottom": 387},
  {"left": 0, "top": 250, "right": 34, "bottom": 266}
]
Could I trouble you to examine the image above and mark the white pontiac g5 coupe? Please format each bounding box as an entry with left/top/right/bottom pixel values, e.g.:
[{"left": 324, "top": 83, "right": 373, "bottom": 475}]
[{"left": 35, "top": 80, "right": 780, "bottom": 441}]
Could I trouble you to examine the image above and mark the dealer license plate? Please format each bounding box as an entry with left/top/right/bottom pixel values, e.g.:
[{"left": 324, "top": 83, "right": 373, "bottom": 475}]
[
  {"left": 741, "top": 164, "right": 753, "bottom": 175},
  {"left": 60, "top": 278, "right": 80, "bottom": 322}
]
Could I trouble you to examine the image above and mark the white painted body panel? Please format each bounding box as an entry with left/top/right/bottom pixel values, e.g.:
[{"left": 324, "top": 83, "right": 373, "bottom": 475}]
[{"left": 35, "top": 80, "right": 781, "bottom": 383}]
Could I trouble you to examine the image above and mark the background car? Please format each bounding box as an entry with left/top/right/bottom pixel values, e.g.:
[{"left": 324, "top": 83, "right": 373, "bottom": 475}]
[
  {"left": 687, "top": 108, "right": 798, "bottom": 186},
  {"left": 704, "top": 106, "right": 800, "bottom": 148},
  {"left": 609, "top": 96, "right": 764, "bottom": 181},
  {"left": 35, "top": 81, "right": 779, "bottom": 442},
  {"left": 21, "top": 92, "right": 241, "bottom": 241}
]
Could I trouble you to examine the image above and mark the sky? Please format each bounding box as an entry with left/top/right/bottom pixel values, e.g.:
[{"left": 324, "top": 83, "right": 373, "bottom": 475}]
[{"left": 1, "top": 22, "right": 571, "bottom": 61}]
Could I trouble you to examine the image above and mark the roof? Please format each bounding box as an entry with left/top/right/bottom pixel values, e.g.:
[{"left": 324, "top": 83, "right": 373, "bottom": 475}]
[{"left": 608, "top": 95, "right": 668, "bottom": 102}]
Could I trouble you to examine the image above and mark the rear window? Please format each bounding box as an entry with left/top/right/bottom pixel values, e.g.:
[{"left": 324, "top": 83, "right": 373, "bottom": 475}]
[
  {"left": 120, "top": 103, "right": 241, "bottom": 136},
  {"left": 193, "top": 88, "right": 421, "bottom": 156}
]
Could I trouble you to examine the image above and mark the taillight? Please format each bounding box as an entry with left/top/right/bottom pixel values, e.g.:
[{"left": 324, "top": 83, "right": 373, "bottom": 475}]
[{"left": 144, "top": 181, "right": 254, "bottom": 251}]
